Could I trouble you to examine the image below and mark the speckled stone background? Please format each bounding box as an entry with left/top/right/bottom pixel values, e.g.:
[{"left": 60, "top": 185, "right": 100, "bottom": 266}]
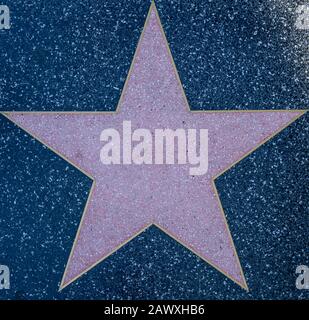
[{"left": 0, "top": 0, "right": 308, "bottom": 300}]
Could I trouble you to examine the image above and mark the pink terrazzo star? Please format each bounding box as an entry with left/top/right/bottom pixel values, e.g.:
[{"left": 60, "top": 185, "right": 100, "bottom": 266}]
[{"left": 5, "top": 4, "right": 303, "bottom": 290}]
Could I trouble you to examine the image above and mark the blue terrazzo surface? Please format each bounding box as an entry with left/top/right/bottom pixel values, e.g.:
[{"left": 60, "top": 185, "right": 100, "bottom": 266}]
[{"left": 0, "top": 0, "right": 308, "bottom": 299}]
